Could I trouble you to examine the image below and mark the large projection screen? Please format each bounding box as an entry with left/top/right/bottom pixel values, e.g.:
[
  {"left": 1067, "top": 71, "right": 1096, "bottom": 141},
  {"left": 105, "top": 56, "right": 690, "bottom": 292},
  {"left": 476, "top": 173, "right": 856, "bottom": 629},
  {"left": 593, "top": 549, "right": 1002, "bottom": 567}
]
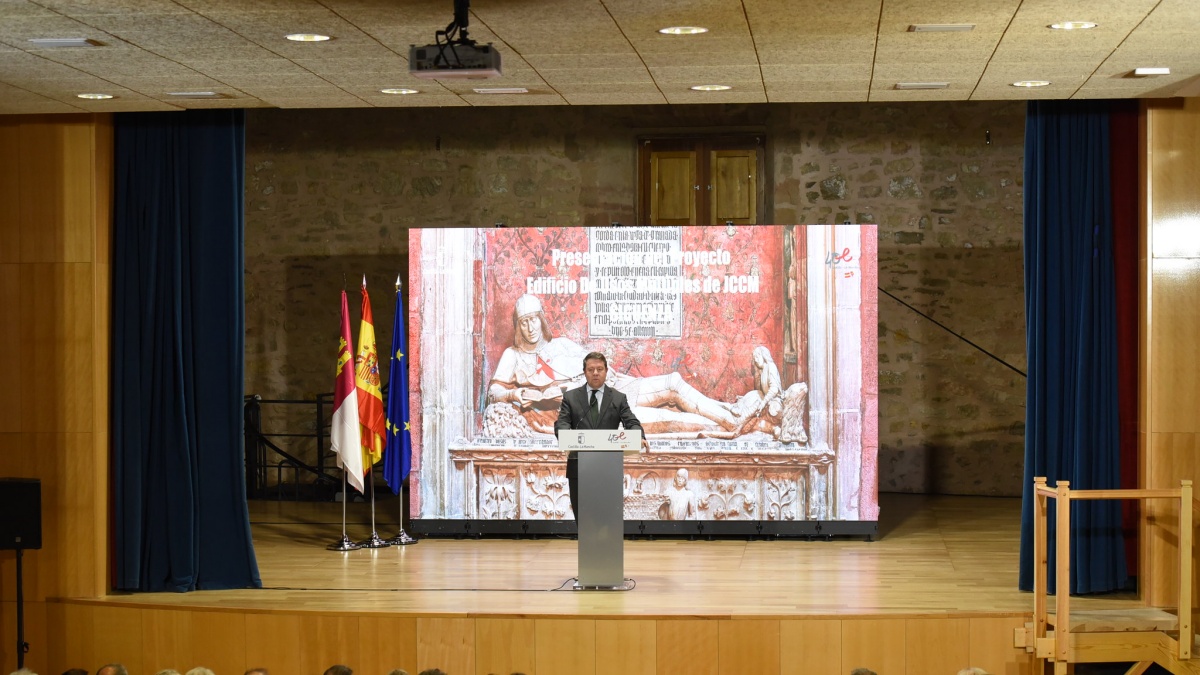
[{"left": 409, "top": 224, "right": 878, "bottom": 535}]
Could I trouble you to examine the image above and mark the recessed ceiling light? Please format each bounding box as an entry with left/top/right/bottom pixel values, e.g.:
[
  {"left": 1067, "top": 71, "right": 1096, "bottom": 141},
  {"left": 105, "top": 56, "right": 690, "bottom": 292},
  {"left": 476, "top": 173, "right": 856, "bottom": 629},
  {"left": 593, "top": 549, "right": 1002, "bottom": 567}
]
[
  {"left": 1049, "top": 21, "right": 1097, "bottom": 30},
  {"left": 908, "top": 24, "right": 975, "bottom": 32},
  {"left": 285, "top": 33, "right": 331, "bottom": 42},
  {"left": 659, "top": 26, "right": 708, "bottom": 35},
  {"left": 1133, "top": 67, "right": 1171, "bottom": 77},
  {"left": 28, "top": 37, "right": 102, "bottom": 48},
  {"left": 690, "top": 84, "right": 731, "bottom": 91},
  {"left": 1012, "top": 80, "right": 1051, "bottom": 88},
  {"left": 167, "top": 91, "right": 228, "bottom": 99},
  {"left": 76, "top": 93, "right": 114, "bottom": 99},
  {"left": 381, "top": 88, "right": 420, "bottom": 95},
  {"left": 894, "top": 82, "right": 949, "bottom": 90},
  {"left": 472, "top": 87, "right": 528, "bottom": 94}
]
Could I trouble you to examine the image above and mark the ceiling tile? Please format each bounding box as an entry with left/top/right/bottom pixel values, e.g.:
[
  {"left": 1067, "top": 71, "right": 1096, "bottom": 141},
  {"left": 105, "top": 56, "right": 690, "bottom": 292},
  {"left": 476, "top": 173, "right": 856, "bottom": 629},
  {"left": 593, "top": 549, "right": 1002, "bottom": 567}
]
[
  {"left": 458, "top": 92, "right": 568, "bottom": 107},
  {"left": 0, "top": 0, "right": 1191, "bottom": 113},
  {"left": 561, "top": 92, "right": 668, "bottom": 105}
]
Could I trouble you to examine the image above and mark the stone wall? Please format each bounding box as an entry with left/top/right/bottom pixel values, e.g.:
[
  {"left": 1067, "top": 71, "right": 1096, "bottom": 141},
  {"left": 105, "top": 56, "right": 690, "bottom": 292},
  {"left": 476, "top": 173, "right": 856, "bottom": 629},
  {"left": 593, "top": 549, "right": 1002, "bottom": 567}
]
[{"left": 244, "top": 100, "right": 1026, "bottom": 496}]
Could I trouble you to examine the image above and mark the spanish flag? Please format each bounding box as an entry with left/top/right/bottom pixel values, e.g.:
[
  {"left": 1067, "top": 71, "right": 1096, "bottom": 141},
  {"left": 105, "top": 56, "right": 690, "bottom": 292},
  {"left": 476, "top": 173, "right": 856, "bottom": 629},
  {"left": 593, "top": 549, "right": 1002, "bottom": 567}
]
[
  {"left": 331, "top": 290, "right": 365, "bottom": 493},
  {"left": 356, "top": 276, "right": 386, "bottom": 469}
]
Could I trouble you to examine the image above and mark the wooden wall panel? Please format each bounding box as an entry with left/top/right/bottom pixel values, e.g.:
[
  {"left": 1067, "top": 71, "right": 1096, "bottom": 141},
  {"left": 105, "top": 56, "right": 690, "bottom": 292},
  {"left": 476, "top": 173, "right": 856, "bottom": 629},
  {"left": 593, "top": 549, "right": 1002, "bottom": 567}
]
[
  {"left": 476, "top": 617, "right": 536, "bottom": 675},
  {"left": 245, "top": 612, "right": 303, "bottom": 673},
  {"left": 0, "top": 599, "right": 47, "bottom": 674},
  {"left": 20, "top": 263, "right": 94, "bottom": 433},
  {"left": 779, "top": 618, "right": 840, "bottom": 675},
  {"left": 1143, "top": 97, "right": 1200, "bottom": 607},
  {"left": 359, "top": 615, "right": 418, "bottom": 674},
  {"left": 141, "top": 608, "right": 192, "bottom": 673},
  {"left": 657, "top": 619, "right": 718, "bottom": 675},
  {"left": 92, "top": 116, "right": 112, "bottom": 269},
  {"left": 17, "top": 121, "right": 95, "bottom": 264},
  {"left": 1147, "top": 99, "right": 1200, "bottom": 260},
  {"left": 536, "top": 618, "right": 596, "bottom": 675},
  {"left": 968, "top": 616, "right": 1032, "bottom": 675},
  {"left": 1144, "top": 433, "right": 1199, "bottom": 607},
  {"left": 46, "top": 600, "right": 91, "bottom": 674},
  {"left": 140, "top": 608, "right": 250, "bottom": 673},
  {"left": 718, "top": 619, "right": 779, "bottom": 675},
  {"left": 1148, "top": 260, "right": 1200, "bottom": 433},
  {"left": 93, "top": 605, "right": 145, "bottom": 674},
  {"left": 37, "top": 605, "right": 1032, "bottom": 675},
  {"left": 596, "top": 619, "right": 655, "bottom": 675},
  {"left": 298, "top": 614, "right": 360, "bottom": 673},
  {"left": 46, "top": 431, "right": 102, "bottom": 598},
  {"left": 840, "top": 618, "right": 905, "bottom": 675},
  {"left": 904, "top": 618, "right": 969, "bottom": 674},
  {"left": 0, "top": 123, "right": 19, "bottom": 264},
  {"left": 0, "top": 114, "right": 111, "bottom": 606},
  {"left": 0, "top": 265, "right": 20, "bottom": 431},
  {"left": 189, "top": 609, "right": 248, "bottom": 673},
  {"left": 417, "top": 617, "right": 475, "bottom": 675}
]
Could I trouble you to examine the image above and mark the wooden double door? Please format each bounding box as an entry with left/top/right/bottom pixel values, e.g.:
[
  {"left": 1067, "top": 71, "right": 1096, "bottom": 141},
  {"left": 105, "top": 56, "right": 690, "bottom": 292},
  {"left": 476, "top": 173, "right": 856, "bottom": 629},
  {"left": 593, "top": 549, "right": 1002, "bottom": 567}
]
[{"left": 638, "top": 135, "right": 764, "bottom": 226}]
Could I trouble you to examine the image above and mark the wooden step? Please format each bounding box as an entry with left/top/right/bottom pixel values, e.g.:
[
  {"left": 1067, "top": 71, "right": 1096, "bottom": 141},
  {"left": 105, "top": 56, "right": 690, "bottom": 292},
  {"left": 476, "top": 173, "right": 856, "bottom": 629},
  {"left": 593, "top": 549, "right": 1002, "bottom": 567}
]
[{"left": 1048, "top": 608, "right": 1180, "bottom": 633}]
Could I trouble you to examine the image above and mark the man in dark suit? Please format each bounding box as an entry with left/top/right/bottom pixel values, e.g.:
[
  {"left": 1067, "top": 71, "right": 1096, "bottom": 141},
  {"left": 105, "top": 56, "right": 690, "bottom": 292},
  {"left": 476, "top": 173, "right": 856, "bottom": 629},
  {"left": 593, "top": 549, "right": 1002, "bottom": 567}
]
[{"left": 554, "top": 351, "right": 649, "bottom": 518}]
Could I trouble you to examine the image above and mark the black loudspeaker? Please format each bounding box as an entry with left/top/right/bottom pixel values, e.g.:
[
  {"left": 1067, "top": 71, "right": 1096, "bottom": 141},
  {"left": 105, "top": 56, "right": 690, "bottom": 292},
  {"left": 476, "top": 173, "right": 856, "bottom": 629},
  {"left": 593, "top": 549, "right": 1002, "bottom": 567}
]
[{"left": 0, "top": 478, "right": 42, "bottom": 550}]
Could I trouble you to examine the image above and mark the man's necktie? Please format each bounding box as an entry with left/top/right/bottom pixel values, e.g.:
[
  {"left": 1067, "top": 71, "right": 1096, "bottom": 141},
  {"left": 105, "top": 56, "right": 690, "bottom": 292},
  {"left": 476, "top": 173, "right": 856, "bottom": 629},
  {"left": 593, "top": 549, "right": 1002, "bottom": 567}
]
[{"left": 588, "top": 388, "right": 600, "bottom": 425}]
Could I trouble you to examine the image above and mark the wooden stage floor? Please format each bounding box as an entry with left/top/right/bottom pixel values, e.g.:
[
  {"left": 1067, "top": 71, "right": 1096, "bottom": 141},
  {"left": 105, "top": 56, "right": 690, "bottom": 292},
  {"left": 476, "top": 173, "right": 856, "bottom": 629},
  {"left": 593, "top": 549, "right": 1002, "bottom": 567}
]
[
  {"left": 46, "top": 493, "right": 1151, "bottom": 675},
  {"left": 97, "top": 493, "right": 1131, "bottom": 618}
]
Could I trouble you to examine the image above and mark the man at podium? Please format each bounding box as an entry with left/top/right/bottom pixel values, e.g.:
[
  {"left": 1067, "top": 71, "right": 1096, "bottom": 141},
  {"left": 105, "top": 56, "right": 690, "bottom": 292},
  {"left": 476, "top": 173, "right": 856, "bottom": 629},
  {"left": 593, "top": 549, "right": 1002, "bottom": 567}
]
[{"left": 554, "top": 351, "right": 649, "bottom": 518}]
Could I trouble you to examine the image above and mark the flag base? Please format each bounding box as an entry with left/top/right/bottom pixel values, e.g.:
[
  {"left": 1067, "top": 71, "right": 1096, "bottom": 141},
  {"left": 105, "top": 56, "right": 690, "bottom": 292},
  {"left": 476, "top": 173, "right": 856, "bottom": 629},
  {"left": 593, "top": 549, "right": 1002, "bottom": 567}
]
[
  {"left": 327, "top": 534, "right": 362, "bottom": 552},
  {"left": 386, "top": 529, "right": 419, "bottom": 546},
  {"left": 358, "top": 531, "right": 391, "bottom": 549}
]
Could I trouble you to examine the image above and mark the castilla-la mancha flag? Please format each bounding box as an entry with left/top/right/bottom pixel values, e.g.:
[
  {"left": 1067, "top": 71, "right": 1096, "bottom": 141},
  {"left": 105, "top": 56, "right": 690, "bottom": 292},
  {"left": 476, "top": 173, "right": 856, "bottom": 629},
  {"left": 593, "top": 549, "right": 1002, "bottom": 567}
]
[
  {"left": 356, "top": 277, "right": 386, "bottom": 472},
  {"left": 331, "top": 289, "right": 365, "bottom": 494}
]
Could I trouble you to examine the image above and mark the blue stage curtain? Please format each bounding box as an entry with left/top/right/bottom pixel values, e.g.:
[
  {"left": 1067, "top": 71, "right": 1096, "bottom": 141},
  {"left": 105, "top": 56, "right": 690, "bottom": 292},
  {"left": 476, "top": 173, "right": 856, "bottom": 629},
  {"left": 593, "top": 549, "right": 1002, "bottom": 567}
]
[
  {"left": 112, "top": 110, "right": 261, "bottom": 591},
  {"left": 1019, "top": 100, "right": 1127, "bottom": 594}
]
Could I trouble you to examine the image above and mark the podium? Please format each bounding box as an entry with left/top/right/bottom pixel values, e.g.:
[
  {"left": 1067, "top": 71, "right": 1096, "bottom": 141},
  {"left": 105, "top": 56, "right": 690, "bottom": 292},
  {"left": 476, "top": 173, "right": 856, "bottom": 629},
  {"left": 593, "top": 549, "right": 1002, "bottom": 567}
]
[{"left": 560, "top": 429, "right": 640, "bottom": 590}]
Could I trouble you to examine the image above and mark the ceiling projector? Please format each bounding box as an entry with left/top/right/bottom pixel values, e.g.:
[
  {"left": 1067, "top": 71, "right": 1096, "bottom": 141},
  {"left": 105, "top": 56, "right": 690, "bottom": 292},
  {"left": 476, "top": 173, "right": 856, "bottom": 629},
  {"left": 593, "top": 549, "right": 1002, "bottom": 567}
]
[{"left": 408, "top": 42, "right": 502, "bottom": 80}]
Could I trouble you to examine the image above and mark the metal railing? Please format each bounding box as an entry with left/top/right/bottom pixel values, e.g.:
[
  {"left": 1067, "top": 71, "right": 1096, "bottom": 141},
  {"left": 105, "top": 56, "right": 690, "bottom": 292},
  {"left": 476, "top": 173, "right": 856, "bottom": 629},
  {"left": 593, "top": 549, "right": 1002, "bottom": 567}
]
[{"left": 243, "top": 393, "right": 339, "bottom": 500}]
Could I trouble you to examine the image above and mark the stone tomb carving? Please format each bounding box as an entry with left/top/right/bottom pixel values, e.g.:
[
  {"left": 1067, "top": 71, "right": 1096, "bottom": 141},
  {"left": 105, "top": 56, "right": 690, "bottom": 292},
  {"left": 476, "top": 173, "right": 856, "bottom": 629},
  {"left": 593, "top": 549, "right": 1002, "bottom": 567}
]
[{"left": 450, "top": 437, "right": 833, "bottom": 522}]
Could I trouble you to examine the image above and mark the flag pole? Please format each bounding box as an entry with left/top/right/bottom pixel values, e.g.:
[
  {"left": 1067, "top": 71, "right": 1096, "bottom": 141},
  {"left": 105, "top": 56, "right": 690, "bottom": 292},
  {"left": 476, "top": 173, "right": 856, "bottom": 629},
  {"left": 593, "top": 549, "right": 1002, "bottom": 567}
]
[
  {"left": 386, "top": 276, "right": 418, "bottom": 545},
  {"left": 352, "top": 274, "right": 389, "bottom": 549},
  {"left": 327, "top": 468, "right": 361, "bottom": 551},
  {"left": 387, "top": 485, "right": 418, "bottom": 545},
  {"left": 359, "top": 462, "right": 389, "bottom": 548},
  {"left": 328, "top": 283, "right": 362, "bottom": 552}
]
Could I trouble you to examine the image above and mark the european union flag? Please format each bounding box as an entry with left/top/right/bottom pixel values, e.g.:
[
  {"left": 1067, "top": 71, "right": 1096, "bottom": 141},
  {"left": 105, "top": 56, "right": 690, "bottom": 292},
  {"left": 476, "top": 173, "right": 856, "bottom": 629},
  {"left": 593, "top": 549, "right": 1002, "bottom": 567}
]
[{"left": 383, "top": 279, "right": 412, "bottom": 494}]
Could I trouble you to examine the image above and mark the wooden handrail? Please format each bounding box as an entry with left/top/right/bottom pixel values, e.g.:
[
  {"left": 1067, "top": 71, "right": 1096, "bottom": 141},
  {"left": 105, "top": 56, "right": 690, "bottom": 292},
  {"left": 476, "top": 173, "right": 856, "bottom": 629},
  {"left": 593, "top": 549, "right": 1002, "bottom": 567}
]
[
  {"left": 1031, "top": 477, "right": 1196, "bottom": 666},
  {"left": 1041, "top": 487, "right": 1185, "bottom": 500}
]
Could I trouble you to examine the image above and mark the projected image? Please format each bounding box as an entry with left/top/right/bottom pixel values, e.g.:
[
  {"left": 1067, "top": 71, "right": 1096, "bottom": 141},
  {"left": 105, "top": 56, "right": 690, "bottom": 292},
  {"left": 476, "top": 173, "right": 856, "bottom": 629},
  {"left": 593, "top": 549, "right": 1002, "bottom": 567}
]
[{"left": 408, "top": 224, "right": 877, "bottom": 523}]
